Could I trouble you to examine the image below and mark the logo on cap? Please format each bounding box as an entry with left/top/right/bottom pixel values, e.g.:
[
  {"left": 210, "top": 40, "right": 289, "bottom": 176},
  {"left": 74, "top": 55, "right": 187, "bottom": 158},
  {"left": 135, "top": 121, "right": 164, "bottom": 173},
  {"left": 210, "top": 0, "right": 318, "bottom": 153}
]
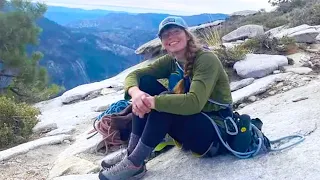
[{"left": 162, "top": 18, "right": 176, "bottom": 26}]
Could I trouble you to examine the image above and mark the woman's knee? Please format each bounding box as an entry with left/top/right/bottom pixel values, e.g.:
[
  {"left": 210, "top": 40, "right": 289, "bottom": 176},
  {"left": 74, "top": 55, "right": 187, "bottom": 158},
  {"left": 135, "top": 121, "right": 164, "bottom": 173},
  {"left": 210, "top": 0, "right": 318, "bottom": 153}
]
[
  {"left": 139, "top": 76, "right": 157, "bottom": 90},
  {"left": 138, "top": 76, "right": 167, "bottom": 95}
]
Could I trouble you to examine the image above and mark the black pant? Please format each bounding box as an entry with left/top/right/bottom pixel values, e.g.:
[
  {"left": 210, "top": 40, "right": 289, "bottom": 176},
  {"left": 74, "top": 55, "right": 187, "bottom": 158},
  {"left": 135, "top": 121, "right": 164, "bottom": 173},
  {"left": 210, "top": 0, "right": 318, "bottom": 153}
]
[{"left": 131, "top": 76, "right": 230, "bottom": 155}]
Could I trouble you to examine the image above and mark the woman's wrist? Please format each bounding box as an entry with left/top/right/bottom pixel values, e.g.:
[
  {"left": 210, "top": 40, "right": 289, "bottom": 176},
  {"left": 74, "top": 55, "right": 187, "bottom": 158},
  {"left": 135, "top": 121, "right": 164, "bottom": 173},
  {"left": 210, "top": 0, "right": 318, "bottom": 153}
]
[{"left": 128, "top": 86, "right": 140, "bottom": 97}]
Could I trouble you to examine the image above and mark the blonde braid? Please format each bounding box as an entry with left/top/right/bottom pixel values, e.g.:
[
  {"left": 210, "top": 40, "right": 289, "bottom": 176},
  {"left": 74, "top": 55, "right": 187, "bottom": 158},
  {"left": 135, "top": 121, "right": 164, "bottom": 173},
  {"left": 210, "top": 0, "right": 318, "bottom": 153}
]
[{"left": 173, "top": 31, "right": 200, "bottom": 94}]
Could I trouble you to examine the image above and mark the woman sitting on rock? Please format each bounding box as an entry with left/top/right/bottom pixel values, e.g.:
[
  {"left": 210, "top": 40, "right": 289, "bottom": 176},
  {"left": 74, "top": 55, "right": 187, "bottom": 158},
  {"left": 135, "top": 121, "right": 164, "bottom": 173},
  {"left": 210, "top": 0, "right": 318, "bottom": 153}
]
[{"left": 99, "top": 16, "right": 235, "bottom": 180}]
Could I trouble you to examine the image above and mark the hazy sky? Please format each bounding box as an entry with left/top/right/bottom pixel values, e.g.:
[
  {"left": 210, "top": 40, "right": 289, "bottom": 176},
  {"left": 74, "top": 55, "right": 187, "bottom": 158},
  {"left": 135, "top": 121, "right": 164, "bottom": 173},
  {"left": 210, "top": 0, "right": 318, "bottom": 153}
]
[{"left": 34, "top": 0, "right": 273, "bottom": 15}]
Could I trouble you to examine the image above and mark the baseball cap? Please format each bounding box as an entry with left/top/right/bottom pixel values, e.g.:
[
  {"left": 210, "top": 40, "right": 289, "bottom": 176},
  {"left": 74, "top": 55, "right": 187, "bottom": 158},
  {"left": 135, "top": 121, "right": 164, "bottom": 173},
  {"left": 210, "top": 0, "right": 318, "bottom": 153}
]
[{"left": 158, "top": 16, "right": 188, "bottom": 37}]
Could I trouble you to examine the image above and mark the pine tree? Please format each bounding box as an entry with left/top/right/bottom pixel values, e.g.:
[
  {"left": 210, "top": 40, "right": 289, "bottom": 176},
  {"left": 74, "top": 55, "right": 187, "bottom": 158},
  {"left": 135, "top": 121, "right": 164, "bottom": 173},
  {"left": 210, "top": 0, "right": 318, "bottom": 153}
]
[{"left": 0, "top": 0, "right": 62, "bottom": 102}]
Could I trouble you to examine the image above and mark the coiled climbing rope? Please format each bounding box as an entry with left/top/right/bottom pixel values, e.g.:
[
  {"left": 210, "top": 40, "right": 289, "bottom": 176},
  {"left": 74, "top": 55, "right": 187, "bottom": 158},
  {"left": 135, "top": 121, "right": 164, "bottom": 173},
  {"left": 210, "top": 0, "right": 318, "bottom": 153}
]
[{"left": 96, "top": 100, "right": 131, "bottom": 121}]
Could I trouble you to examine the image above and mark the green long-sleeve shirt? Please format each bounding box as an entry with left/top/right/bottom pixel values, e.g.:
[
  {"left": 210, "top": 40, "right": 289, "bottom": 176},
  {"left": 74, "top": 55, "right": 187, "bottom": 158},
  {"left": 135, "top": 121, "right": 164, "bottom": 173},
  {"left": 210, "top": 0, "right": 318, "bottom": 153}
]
[{"left": 124, "top": 50, "right": 233, "bottom": 115}]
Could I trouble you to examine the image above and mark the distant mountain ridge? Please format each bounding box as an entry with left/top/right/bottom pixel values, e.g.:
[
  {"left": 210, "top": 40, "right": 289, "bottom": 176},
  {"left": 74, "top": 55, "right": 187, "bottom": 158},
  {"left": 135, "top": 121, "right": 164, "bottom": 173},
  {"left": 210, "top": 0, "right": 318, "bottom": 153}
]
[
  {"left": 39, "top": 6, "right": 229, "bottom": 90},
  {"left": 66, "top": 13, "right": 229, "bottom": 30},
  {"left": 65, "top": 12, "right": 229, "bottom": 50},
  {"left": 34, "top": 18, "right": 140, "bottom": 90},
  {"left": 45, "top": 6, "right": 113, "bottom": 25},
  {"left": 45, "top": 6, "right": 229, "bottom": 26}
]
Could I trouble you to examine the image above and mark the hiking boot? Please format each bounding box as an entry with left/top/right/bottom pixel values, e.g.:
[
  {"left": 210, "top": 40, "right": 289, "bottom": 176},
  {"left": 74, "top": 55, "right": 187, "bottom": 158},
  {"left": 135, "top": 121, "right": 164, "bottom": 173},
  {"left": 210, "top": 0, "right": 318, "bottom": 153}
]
[
  {"left": 101, "top": 148, "right": 128, "bottom": 169},
  {"left": 99, "top": 157, "right": 146, "bottom": 180}
]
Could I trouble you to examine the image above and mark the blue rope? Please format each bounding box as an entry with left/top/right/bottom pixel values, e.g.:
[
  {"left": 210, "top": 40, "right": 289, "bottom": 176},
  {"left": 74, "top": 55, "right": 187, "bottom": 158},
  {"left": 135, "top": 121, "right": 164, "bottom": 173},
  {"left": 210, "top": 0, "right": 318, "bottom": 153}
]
[
  {"left": 203, "top": 99, "right": 305, "bottom": 159},
  {"left": 96, "top": 100, "right": 130, "bottom": 121},
  {"left": 202, "top": 112, "right": 263, "bottom": 159},
  {"left": 202, "top": 112, "right": 305, "bottom": 159},
  {"left": 269, "top": 135, "right": 305, "bottom": 151}
]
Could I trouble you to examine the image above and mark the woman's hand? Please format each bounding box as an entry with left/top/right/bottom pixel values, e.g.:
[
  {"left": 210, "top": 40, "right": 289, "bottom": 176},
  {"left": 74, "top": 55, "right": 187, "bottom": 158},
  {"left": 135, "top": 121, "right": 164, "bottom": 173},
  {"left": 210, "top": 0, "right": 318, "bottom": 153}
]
[
  {"left": 142, "top": 96, "right": 155, "bottom": 109},
  {"left": 129, "top": 87, "right": 151, "bottom": 118}
]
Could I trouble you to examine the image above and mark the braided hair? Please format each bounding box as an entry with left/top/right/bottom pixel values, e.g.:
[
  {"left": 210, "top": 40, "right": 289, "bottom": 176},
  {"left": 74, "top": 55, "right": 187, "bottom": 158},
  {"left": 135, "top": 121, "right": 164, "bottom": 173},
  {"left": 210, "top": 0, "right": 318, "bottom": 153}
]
[{"left": 173, "top": 30, "right": 201, "bottom": 94}]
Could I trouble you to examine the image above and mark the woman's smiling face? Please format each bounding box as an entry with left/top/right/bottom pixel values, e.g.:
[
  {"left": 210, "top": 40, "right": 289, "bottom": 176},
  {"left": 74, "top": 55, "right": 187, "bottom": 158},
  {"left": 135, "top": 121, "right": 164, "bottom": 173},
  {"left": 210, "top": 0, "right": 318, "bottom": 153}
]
[{"left": 160, "top": 26, "right": 189, "bottom": 54}]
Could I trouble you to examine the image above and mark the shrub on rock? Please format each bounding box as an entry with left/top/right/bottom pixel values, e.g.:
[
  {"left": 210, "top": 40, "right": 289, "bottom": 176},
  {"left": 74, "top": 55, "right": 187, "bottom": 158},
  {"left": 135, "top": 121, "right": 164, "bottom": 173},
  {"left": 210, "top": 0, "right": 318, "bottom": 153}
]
[
  {"left": 0, "top": 96, "right": 40, "bottom": 149},
  {"left": 241, "top": 35, "right": 297, "bottom": 54}
]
